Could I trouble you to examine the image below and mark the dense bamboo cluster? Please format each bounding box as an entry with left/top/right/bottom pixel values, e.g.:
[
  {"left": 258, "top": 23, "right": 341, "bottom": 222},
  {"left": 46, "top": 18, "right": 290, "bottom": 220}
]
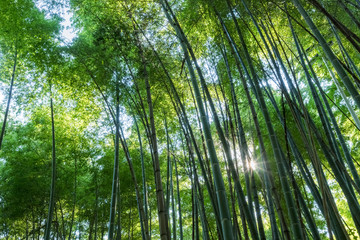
[{"left": 0, "top": 0, "right": 360, "bottom": 239}]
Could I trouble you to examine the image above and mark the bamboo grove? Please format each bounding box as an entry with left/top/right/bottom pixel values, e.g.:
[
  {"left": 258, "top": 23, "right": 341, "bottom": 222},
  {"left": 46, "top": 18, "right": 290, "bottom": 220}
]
[{"left": 1, "top": 0, "right": 360, "bottom": 239}]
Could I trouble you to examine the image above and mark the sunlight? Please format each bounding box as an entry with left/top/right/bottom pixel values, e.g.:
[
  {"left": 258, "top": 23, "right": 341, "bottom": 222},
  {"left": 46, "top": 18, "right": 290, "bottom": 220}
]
[
  {"left": 248, "top": 160, "right": 257, "bottom": 170},
  {"left": 231, "top": 145, "right": 258, "bottom": 171}
]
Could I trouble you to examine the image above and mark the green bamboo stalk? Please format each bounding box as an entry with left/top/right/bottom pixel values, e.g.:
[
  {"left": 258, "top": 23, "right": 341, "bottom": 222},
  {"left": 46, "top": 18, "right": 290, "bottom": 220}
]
[
  {"left": 218, "top": 17, "right": 281, "bottom": 239},
  {"left": 330, "top": 22, "right": 360, "bottom": 87},
  {"left": 199, "top": 65, "right": 259, "bottom": 239},
  {"left": 299, "top": 45, "right": 360, "bottom": 190},
  {"left": 108, "top": 80, "right": 120, "bottom": 240},
  {"left": 0, "top": 45, "right": 17, "bottom": 150},
  {"left": 165, "top": 116, "right": 171, "bottom": 232},
  {"left": 220, "top": 45, "right": 268, "bottom": 240},
  {"left": 142, "top": 44, "right": 170, "bottom": 240},
  {"left": 134, "top": 116, "right": 149, "bottom": 240},
  {"left": 223, "top": 150, "right": 242, "bottom": 240},
  {"left": 292, "top": 0, "right": 360, "bottom": 109},
  {"left": 259, "top": 18, "right": 351, "bottom": 235},
  {"left": 169, "top": 87, "right": 222, "bottom": 238},
  {"left": 167, "top": 3, "right": 260, "bottom": 237},
  {"left": 324, "top": 59, "right": 360, "bottom": 129},
  {"left": 131, "top": 18, "right": 222, "bottom": 231},
  {"left": 116, "top": 176, "right": 121, "bottom": 240},
  {"left": 164, "top": 54, "right": 223, "bottom": 236},
  {"left": 219, "top": 45, "right": 254, "bottom": 218},
  {"left": 261, "top": 18, "right": 341, "bottom": 239},
  {"left": 250, "top": 170, "right": 266, "bottom": 240},
  {"left": 174, "top": 157, "right": 183, "bottom": 240},
  {"left": 307, "top": 0, "right": 360, "bottom": 52},
  {"left": 338, "top": 0, "right": 360, "bottom": 30},
  {"left": 219, "top": 3, "right": 302, "bottom": 238},
  {"left": 262, "top": 79, "right": 349, "bottom": 239},
  {"left": 192, "top": 160, "right": 210, "bottom": 240},
  {"left": 170, "top": 156, "right": 176, "bottom": 240},
  {"left": 159, "top": 1, "right": 234, "bottom": 239},
  {"left": 44, "top": 81, "right": 56, "bottom": 240}
]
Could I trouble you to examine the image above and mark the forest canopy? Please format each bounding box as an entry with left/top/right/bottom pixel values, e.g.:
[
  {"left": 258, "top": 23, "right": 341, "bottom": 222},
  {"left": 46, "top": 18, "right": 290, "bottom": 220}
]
[{"left": 1, "top": 0, "right": 360, "bottom": 239}]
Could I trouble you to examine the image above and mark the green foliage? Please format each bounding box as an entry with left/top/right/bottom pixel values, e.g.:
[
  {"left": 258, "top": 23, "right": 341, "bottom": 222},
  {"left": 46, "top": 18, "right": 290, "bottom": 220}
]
[{"left": 1, "top": 0, "right": 360, "bottom": 239}]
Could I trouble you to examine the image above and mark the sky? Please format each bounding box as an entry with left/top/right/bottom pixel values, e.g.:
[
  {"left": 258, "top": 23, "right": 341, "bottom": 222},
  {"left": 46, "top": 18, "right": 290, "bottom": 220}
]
[
  {"left": 60, "top": 8, "right": 77, "bottom": 44},
  {"left": 36, "top": 0, "right": 77, "bottom": 44}
]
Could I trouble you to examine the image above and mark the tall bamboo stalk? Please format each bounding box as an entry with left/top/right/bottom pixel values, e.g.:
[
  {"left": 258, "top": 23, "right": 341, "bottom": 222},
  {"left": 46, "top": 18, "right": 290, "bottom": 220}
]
[
  {"left": 108, "top": 79, "right": 120, "bottom": 240},
  {"left": 292, "top": 0, "right": 360, "bottom": 109},
  {"left": 160, "top": 1, "right": 234, "bottom": 239},
  {"left": 0, "top": 45, "right": 17, "bottom": 150},
  {"left": 44, "top": 81, "right": 56, "bottom": 240}
]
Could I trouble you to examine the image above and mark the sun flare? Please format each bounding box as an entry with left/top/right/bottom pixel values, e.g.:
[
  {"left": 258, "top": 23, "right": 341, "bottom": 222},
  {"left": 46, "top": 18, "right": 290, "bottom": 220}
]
[{"left": 248, "top": 160, "right": 257, "bottom": 170}]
